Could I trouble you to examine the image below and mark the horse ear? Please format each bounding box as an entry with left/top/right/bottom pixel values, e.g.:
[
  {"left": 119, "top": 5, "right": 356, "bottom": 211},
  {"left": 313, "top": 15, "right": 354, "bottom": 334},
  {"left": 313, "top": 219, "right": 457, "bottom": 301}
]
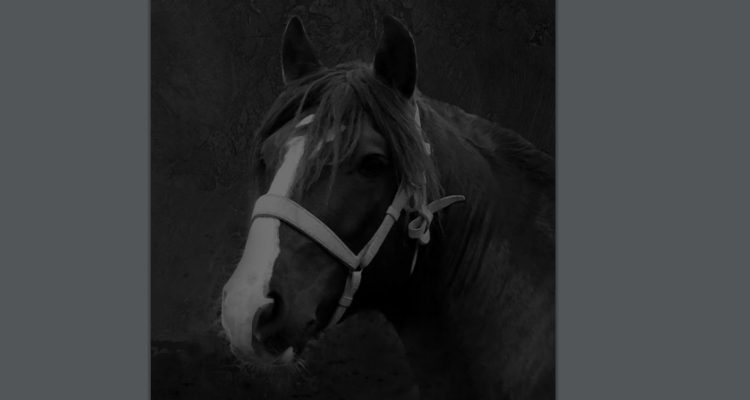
[
  {"left": 281, "top": 16, "right": 324, "bottom": 85},
  {"left": 373, "top": 15, "right": 418, "bottom": 99}
]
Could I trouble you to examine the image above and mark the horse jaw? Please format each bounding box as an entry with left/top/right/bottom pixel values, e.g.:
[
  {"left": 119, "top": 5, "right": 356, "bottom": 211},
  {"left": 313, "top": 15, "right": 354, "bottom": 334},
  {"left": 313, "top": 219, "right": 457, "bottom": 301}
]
[{"left": 221, "top": 136, "right": 306, "bottom": 365}]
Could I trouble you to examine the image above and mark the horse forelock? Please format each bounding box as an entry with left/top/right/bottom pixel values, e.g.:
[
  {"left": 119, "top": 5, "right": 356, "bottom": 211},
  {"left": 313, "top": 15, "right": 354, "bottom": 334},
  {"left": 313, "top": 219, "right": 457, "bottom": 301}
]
[{"left": 249, "top": 61, "right": 442, "bottom": 204}]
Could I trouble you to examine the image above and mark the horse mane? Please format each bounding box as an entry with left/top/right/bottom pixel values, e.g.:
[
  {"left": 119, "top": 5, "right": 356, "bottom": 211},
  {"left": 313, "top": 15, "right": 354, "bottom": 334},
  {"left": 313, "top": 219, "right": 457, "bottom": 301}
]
[
  {"left": 416, "top": 95, "right": 555, "bottom": 192},
  {"left": 249, "top": 61, "right": 442, "bottom": 204},
  {"left": 405, "top": 92, "right": 556, "bottom": 310}
]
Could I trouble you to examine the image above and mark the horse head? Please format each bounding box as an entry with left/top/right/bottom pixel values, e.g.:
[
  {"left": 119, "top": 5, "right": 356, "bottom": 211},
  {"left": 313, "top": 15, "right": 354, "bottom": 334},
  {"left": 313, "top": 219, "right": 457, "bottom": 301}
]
[{"left": 220, "top": 15, "right": 455, "bottom": 369}]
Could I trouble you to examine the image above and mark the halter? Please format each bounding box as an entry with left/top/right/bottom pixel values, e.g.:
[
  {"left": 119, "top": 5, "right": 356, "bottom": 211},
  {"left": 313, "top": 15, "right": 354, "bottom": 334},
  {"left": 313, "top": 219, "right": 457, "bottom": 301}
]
[{"left": 251, "top": 104, "right": 465, "bottom": 328}]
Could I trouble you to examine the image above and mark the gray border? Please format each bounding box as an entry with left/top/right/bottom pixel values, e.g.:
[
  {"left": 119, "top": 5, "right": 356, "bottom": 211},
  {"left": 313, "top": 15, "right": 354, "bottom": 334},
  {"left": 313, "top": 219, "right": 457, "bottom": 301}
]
[
  {"left": 558, "top": 1, "right": 750, "bottom": 399},
  {"left": 2, "top": 1, "right": 749, "bottom": 399},
  {"left": 0, "top": 1, "right": 149, "bottom": 399}
]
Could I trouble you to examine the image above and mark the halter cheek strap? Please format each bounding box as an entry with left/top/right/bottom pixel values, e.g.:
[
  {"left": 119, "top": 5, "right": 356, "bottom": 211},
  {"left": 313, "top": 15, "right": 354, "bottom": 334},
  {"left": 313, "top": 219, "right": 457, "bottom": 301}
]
[{"left": 252, "top": 104, "right": 466, "bottom": 329}]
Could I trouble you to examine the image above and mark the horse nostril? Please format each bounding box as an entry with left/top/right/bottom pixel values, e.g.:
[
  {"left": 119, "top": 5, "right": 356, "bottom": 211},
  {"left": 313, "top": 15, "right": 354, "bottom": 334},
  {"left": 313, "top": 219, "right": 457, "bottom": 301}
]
[
  {"left": 252, "top": 302, "right": 273, "bottom": 341},
  {"left": 252, "top": 292, "right": 284, "bottom": 341},
  {"left": 250, "top": 292, "right": 298, "bottom": 356}
]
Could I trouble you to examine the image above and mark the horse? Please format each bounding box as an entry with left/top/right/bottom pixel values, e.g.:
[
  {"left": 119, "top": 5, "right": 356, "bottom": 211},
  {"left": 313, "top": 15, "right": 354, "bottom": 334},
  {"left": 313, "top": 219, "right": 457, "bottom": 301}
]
[{"left": 220, "top": 15, "right": 555, "bottom": 400}]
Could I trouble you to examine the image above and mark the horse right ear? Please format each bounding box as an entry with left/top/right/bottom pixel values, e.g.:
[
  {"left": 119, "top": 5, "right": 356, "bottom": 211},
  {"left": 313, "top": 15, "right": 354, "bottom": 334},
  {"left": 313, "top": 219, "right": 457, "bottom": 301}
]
[
  {"left": 281, "top": 16, "right": 324, "bottom": 85},
  {"left": 373, "top": 16, "right": 418, "bottom": 99}
]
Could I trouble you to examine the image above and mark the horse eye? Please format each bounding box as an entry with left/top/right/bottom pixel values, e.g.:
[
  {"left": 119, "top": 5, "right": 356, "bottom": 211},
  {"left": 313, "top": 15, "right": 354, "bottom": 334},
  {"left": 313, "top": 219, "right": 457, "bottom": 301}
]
[{"left": 358, "top": 155, "right": 388, "bottom": 178}]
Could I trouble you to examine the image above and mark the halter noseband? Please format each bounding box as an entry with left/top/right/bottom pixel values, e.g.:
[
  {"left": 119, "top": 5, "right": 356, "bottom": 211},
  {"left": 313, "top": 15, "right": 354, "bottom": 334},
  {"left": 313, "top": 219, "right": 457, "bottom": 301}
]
[{"left": 251, "top": 105, "right": 465, "bottom": 328}]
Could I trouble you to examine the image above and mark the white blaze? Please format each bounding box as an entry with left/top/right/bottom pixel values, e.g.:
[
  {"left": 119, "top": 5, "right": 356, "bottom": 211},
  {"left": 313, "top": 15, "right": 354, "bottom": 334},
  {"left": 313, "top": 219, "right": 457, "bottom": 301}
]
[{"left": 221, "top": 135, "right": 306, "bottom": 353}]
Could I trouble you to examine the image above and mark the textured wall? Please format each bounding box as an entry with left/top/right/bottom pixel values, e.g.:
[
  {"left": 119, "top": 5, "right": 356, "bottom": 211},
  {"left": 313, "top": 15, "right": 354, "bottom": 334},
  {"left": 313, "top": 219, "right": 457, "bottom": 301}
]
[{"left": 151, "top": 0, "right": 554, "bottom": 398}]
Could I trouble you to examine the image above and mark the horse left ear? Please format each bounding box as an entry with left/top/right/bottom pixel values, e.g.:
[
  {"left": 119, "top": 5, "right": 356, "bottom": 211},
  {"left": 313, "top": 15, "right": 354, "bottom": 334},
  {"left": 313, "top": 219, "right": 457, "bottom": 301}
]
[
  {"left": 373, "top": 16, "right": 418, "bottom": 99},
  {"left": 281, "top": 16, "right": 324, "bottom": 85}
]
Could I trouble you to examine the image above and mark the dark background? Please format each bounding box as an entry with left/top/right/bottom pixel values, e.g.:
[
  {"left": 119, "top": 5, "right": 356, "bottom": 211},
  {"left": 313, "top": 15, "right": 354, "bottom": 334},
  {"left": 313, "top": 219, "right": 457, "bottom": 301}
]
[{"left": 151, "top": 0, "right": 554, "bottom": 398}]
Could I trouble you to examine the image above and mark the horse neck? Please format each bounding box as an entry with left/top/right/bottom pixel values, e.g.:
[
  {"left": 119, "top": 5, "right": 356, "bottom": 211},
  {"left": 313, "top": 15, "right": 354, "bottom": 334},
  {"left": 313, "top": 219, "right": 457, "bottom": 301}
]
[{"left": 384, "top": 100, "right": 556, "bottom": 399}]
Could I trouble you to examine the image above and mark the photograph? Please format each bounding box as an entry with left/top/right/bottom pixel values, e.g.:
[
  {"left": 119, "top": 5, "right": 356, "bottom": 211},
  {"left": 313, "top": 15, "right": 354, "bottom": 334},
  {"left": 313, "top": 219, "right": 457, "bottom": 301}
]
[{"left": 151, "top": 1, "right": 555, "bottom": 398}]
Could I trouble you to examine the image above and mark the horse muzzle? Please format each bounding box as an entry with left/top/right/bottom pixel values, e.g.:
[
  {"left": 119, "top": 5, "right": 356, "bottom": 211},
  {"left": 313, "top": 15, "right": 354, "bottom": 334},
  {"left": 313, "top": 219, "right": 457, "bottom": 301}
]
[{"left": 222, "top": 285, "right": 315, "bottom": 367}]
